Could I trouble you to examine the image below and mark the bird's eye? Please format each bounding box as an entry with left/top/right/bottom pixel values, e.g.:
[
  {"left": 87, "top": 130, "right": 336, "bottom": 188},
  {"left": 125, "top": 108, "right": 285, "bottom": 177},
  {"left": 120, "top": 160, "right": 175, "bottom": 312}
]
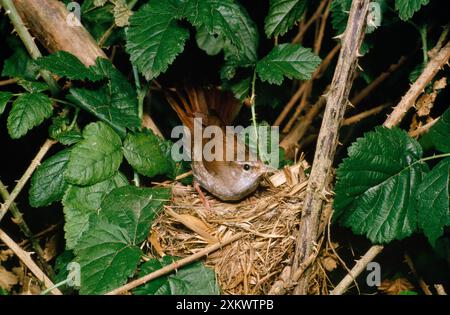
[{"left": 243, "top": 164, "right": 251, "bottom": 171}]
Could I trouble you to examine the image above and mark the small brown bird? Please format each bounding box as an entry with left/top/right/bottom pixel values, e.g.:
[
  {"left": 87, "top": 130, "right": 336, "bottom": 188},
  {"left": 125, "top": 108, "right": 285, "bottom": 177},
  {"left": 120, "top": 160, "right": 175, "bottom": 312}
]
[{"left": 166, "top": 87, "right": 272, "bottom": 202}]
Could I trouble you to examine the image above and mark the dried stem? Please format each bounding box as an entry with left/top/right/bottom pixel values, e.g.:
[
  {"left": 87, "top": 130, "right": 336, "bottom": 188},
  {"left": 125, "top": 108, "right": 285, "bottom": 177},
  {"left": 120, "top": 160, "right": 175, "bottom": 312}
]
[
  {"left": 342, "top": 104, "right": 388, "bottom": 126},
  {"left": 404, "top": 252, "right": 433, "bottom": 295},
  {"left": 105, "top": 232, "right": 245, "bottom": 295},
  {"left": 292, "top": 0, "right": 328, "bottom": 44},
  {"left": 0, "top": 180, "right": 54, "bottom": 278},
  {"left": 409, "top": 116, "right": 439, "bottom": 137},
  {"left": 0, "top": 78, "right": 17, "bottom": 86},
  {"left": 291, "top": 0, "right": 370, "bottom": 295},
  {"left": 384, "top": 41, "right": 450, "bottom": 128},
  {"left": 0, "top": 229, "right": 62, "bottom": 295},
  {"left": 350, "top": 56, "right": 408, "bottom": 106},
  {"left": 434, "top": 284, "right": 447, "bottom": 295},
  {"left": 330, "top": 245, "right": 384, "bottom": 295},
  {"left": 1, "top": 0, "right": 59, "bottom": 94},
  {"left": 0, "top": 139, "right": 56, "bottom": 222}
]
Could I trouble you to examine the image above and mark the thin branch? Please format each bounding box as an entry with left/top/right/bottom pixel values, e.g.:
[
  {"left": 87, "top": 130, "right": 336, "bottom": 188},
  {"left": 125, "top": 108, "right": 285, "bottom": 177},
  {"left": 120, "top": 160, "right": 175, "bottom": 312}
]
[
  {"left": 0, "top": 180, "right": 54, "bottom": 278},
  {"left": 409, "top": 116, "right": 439, "bottom": 137},
  {"left": 0, "top": 229, "right": 62, "bottom": 295},
  {"left": 291, "top": 0, "right": 370, "bottom": 295},
  {"left": 350, "top": 56, "right": 408, "bottom": 106},
  {"left": 404, "top": 252, "right": 433, "bottom": 295},
  {"left": 384, "top": 41, "right": 450, "bottom": 128},
  {"left": 274, "top": 43, "right": 340, "bottom": 127},
  {"left": 0, "top": 78, "right": 17, "bottom": 86},
  {"left": 105, "top": 232, "right": 245, "bottom": 295},
  {"left": 0, "top": 139, "right": 56, "bottom": 222},
  {"left": 342, "top": 104, "right": 388, "bottom": 126},
  {"left": 0, "top": 0, "right": 59, "bottom": 95},
  {"left": 292, "top": 0, "right": 328, "bottom": 44},
  {"left": 330, "top": 245, "right": 384, "bottom": 295}
]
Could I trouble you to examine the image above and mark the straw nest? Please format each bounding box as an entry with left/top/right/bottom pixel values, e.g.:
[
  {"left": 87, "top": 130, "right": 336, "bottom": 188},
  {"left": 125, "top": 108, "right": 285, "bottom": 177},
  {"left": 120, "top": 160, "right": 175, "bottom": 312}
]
[{"left": 148, "top": 160, "right": 335, "bottom": 294}]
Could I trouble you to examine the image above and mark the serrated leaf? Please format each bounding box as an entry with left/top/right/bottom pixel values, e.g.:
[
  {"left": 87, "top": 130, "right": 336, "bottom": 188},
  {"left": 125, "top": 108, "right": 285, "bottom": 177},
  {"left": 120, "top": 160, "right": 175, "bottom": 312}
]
[
  {"left": 65, "top": 122, "right": 123, "bottom": 186},
  {"left": 409, "top": 63, "right": 425, "bottom": 83},
  {"left": 330, "top": 0, "right": 352, "bottom": 35},
  {"left": 416, "top": 158, "right": 450, "bottom": 246},
  {"left": 264, "top": 0, "right": 308, "bottom": 38},
  {"left": 195, "top": 26, "right": 226, "bottom": 56},
  {"left": 7, "top": 93, "right": 53, "bottom": 139},
  {"left": 35, "top": 51, "right": 103, "bottom": 81},
  {"left": 134, "top": 257, "right": 220, "bottom": 295},
  {"left": 223, "top": 77, "right": 251, "bottom": 101},
  {"left": 67, "top": 59, "right": 140, "bottom": 135},
  {"left": 75, "top": 217, "right": 142, "bottom": 295},
  {"left": 63, "top": 173, "right": 128, "bottom": 249},
  {"left": 256, "top": 43, "right": 321, "bottom": 85},
  {"left": 395, "top": 0, "right": 429, "bottom": 21},
  {"left": 185, "top": 0, "right": 259, "bottom": 77},
  {"left": 2, "top": 40, "right": 38, "bottom": 79},
  {"left": 29, "top": 148, "right": 71, "bottom": 208},
  {"left": 100, "top": 185, "right": 170, "bottom": 244},
  {"left": 429, "top": 108, "right": 450, "bottom": 153},
  {"left": 123, "top": 131, "right": 172, "bottom": 178},
  {"left": 0, "top": 92, "right": 13, "bottom": 115},
  {"left": 17, "top": 79, "right": 49, "bottom": 93},
  {"left": 334, "top": 127, "right": 427, "bottom": 243},
  {"left": 126, "top": 0, "right": 189, "bottom": 80},
  {"left": 48, "top": 116, "right": 83, "bottom": 145}
]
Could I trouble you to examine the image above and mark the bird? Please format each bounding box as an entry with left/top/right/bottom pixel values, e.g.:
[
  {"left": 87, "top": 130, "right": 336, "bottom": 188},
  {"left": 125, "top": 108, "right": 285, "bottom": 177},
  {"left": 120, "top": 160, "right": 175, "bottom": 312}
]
[{"left": 165, "top": 86, "right": 273, "bottom": 202}]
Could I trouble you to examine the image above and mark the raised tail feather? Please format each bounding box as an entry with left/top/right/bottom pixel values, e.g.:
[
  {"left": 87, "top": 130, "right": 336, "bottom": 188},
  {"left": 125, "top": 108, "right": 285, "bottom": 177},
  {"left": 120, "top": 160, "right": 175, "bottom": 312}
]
[{"left": 165, "top": 87, "right": 243, "bottom": 130}]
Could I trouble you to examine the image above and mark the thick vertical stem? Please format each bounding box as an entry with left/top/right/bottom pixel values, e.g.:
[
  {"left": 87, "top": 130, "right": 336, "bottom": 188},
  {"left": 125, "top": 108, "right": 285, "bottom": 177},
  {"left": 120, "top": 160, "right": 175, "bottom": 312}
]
[{"left": 292, "top": 0, "right": 370, "bottom": 294}]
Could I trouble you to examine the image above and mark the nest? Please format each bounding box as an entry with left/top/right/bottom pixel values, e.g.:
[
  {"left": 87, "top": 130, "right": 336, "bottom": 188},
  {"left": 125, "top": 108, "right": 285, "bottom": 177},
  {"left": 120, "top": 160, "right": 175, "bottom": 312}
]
[{"left": 148, "top": 161, "right": 334, "bottom": 294}]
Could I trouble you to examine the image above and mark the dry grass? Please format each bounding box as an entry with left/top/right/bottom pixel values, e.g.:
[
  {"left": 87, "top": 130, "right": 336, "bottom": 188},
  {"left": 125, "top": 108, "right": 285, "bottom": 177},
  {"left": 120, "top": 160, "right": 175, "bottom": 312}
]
[{"left": 146, "top": 161, "right": 334, "bottom": 295}]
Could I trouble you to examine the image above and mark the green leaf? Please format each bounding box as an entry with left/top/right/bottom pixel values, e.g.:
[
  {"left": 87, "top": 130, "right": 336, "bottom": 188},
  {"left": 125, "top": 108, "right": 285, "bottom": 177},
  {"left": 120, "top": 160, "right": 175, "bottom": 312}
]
[
  {"left": 123, "top": 131, "right": 172, "bottom": 178},
  {"left": 395, "top": 0, "right": 429, "bottom": 21},
  {"left": 0, "top": 91, "right": 13, "bottom": 115},
  {"left": 330, "top": 0, "right": 352, "bottom": 35},
  {"left": 134, "top": 257, "right": 220, "bottom": 295},
  {"left": 48, "top": 116, "right": 83, "bottom": 146},
  {"left": 195, "top": 26, "right": 227, "bottom": 56},
  {"left": 75, "top": 217, "right": 142, "bottom": 295},
  {"left": 429, "top": 108, "right": 450, "bottom": 153},
  {"left": 126, "top": 0, "right": 189, "bottom": 80},
  {"left": 334, "top": 127, "right": 427, "bottom": 243},
  {"left": 29, "top": 148, "right": 71, "bottom": 208},
  {"left": 17, "top": 79, "right": 49, "bottom": 93},
  {"left": 35, "top": 51, "right": 103, "bottom": 81},
  {"left": 185, "top": 0, "right": 259, "bottom": 76},
  {"left": 2, "top": 39, "right": 38, "bottom": 79},
  {"left": 65, "top": 122, "right": 123, "bottom": 186},
  {"left": 256, "top": 43, "right": 321, "bottom": 85},
  {"left": 67, "top": 58, "right": 140, "bottom": 135},
  {"left": 223, "top": 77, "right": 251, "bottom": 101},
  {"left": 63, "top": 173, "right": 128, "bottom": 249},
  {"left": 100, "top": 185, "right": 171, "bottom": 244},
  {"left": 7, "top": 93, "right": 53, "bottom": 139},
  {"left": 416, "top": 158, "right": 450, "bottom": 246},
  {"left": 264, "top": 0, "right": 308, "bottom": 38},
  {"left": 409, "top": 63, "right": 424, "bottom": 83}
]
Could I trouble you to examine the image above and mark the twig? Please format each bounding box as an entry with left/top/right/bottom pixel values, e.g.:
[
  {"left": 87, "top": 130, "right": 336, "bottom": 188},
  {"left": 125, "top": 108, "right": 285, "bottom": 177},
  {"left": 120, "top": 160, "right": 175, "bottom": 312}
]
[
  {"left": 0, "top": 229, "right": 62, "bottom": 295},
  {"left": 384, "top": 41, "right": 450, "bottom": 128},
  {"left": 291, "top": 0, "right": 370, "bottom": 295},
  {"left": 0, "top": 139, "right": 56, "bottom": 222},
  {"left": 342, "top": 104, "right": 387, "bottom": 126},
  {"left": 292, "top": 0, "right": 328, "bottom": 44},
  {"left": 0, "top": 78, "right": 17, "bottom": 86},
  {"left": 434, "top": 284, "right": 447, "bottom": 295},
  {"left": 314, "top": 0, "right": 331, "bottom": 55},
  {"left": 350, "top": 56, "right": 408, "bottom": 106},
  {"left": 0, "top": 180, "right": 54, "bottom": 278},
  {"left": 404, "top": 252, "right": 433, "bottom": 295},
  {"left": 274, "top": 43, "right": 340, "bottom": 127},
  {"left": 105, "top": 232, "right": 245, "bottom": 295},
  {"left": 0, "top": 0, "right": 59, "bottom": 95},
  {"left": 330, "top": 245, "right": 384, "bottom": 295},
  {"left": 409, "top": 116, "right": 439, "bottom": 137},
  {"left": 280, "top": 94, "right": 327, "bottom": 157}
]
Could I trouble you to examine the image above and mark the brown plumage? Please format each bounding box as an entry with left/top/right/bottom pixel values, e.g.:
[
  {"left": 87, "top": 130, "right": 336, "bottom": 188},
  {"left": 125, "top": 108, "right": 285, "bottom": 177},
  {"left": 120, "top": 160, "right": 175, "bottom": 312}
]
[{"left": 166, "top": 87, "right": 272, "bottom": 201}]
